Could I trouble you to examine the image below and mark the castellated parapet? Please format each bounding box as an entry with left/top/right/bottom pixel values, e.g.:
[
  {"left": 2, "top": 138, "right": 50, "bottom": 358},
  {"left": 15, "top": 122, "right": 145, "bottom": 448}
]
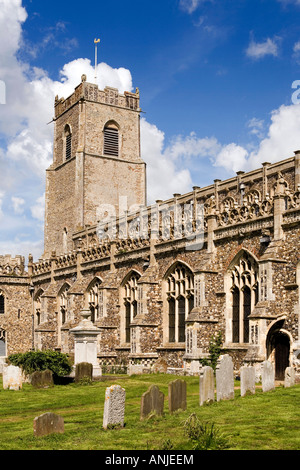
[{"left": 0, "top": 255, "right": 25, "bottom": 276}]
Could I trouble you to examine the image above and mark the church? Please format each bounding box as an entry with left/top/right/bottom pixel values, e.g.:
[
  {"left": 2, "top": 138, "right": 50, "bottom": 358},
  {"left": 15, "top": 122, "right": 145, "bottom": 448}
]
[{"left": 0, "top": 74, "right": 300, "bottom": 380}]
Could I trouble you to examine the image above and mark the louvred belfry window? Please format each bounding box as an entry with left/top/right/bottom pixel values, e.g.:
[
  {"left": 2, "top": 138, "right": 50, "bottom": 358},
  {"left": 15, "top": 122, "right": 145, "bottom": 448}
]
[
  {"left": 65, "top": 125, "right": 72, "bottom": 160},
  {"left": 104, "top": 123, "right": 119, "bottom": 157}
]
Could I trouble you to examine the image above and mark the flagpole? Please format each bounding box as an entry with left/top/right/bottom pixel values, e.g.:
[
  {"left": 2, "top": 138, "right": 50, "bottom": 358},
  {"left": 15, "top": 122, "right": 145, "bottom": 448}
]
[{"left": 94, "top": 38, "right": 100, "bottom": 83}]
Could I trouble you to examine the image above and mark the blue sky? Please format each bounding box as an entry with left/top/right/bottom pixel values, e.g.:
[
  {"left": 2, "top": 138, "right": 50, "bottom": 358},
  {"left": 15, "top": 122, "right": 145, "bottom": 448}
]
[{"left": 1, "top": 0, "right": 300, "bottom": 260}]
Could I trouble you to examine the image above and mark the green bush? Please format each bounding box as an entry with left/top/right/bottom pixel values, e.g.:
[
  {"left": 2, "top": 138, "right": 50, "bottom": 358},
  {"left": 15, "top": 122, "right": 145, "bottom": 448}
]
[
  {"left": 8, "top": 350, "right": 72, "bottom": 377},
  {"left": 199, "top": 331, "right": 223, "bottom": 371},
  {"left": 183, "top": 413, "right": 231, "bottom": 450}
]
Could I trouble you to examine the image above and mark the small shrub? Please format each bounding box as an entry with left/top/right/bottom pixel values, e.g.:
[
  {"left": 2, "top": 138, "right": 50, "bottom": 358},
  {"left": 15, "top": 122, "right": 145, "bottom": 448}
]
[
  {"left": 160, "top": 438, "right": 174, "bottom": 450},
  {"left": 183, "top": 413, "right": 231, "bottom": 450},
  {"left": 199, "top": 331, "right": 223, "bottom": 371},
  {"left": 8, "top": 350, "right": 72, "bottom": 377}
]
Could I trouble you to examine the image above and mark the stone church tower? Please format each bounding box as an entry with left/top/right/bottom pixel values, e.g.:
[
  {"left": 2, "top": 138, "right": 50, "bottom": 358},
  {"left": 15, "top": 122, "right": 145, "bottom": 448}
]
[{"left": 43, "top": 75, "right": 146, "bottom": 258}]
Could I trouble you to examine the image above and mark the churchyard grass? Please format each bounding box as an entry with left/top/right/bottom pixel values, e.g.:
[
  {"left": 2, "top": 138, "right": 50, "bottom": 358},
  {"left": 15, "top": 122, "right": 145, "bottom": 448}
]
[{"left": 0, "top": 373, "right": 299, "bottom": 450}]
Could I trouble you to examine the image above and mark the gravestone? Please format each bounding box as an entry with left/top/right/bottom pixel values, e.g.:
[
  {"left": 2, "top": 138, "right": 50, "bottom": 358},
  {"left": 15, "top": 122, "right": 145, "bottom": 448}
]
[
  {"left": 261, "top": 360, "right": 275, "bottom": 392},
  {"left": 140, "top": 385, "right": 164, "bottom": 420},
  {"left": 31, "top": 369, "right": 54, "bottom": 388},
  {"left": 103, "top": 385, "right": 126, "bottom": 430},
  {"left": 199, "top": 366, "right": 215, "bottom": 406},
  {"left": 128, "top": 364, "right": 143, "bottom": 376},
  {"left": 2, "top": 364, "right": 22, "bottom": 390},
  {"left": 216, "top": 355, "right": 234, "bottom": 401},
  {"left": 75, "top": 362, "right": 93, "bottom": 383},
  {"left": 168, "top": 379, "right": 186, "bottom": 413},
  {"left": 284, "top": 366, "right": 295, "bottom": 388},
  {"left": 33, "top": 412, "right": 64, "bottom": 437},
  {"left": 240, "top": 366, "right": 255, "bottom": 397}
]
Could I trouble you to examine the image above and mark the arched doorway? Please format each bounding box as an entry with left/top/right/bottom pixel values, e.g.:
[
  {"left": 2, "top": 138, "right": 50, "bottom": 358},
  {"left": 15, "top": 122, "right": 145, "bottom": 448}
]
[
  {"left": 267, "top": 321, "right": 290, "bottom": 380},
  {"left": 273, "top": 332, "right": 290, "bottom": 380}
]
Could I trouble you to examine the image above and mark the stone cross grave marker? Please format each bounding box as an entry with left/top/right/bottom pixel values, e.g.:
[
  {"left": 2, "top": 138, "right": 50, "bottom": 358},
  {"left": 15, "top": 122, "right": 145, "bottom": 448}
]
[
  {"left": 140, "top": 385, "right": 164, "bottom": 420},
  {"left": 103, "top": 385, "right": 126, "bottom": 430},
  {"left": 216, "top": 354, "right": 234, "bottom": 402},
  {"left": 199, "top": 366, "right": 215, "bottom": 406}
]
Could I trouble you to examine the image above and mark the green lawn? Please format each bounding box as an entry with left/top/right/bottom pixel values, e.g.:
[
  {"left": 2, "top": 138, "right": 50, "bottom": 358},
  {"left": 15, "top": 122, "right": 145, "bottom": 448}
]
[{"left": 0, "top": 374, "right": 299, "bottom": 450}]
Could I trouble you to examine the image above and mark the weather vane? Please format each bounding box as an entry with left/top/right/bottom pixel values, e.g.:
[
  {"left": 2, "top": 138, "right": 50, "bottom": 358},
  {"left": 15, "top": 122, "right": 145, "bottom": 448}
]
[{"left": 94, "top": 38, "right": 100, "bottom": 83}]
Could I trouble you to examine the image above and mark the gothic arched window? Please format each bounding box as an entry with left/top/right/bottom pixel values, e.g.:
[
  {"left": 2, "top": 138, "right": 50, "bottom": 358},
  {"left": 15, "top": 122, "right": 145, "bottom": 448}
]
[
  {"left": 123, "top": 272, "right": 140, "bottom": 343},
  {"left": 58, "top": 284, "right": 69, "bottom": 325},
  {"left": 166, "top": 264, "right": 194, "bottom": 343},
  {"left": 34, "top": 290, "right": 43, "bottom": 326},
  {"left": 231, "top": 253, "right": 258, "bottom": 344},
  {"left": 87, "top": 278, "right": 104, "bottom": 323},
  {"left": 103, "top": 122, "right": 119, "bottom": 157}
]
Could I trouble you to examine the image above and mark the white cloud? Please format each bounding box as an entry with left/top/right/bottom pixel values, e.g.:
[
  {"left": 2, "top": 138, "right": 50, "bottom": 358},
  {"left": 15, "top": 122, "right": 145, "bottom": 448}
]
[
  {"left": 11, "top": 196, "right": 25, "bottom": 215},
  {"left": 0, "top": 191, "right": 4, "bottom": 219},
  {"left": 277, "top": 0, "right": 300, "bottom": 5},
  {"left": 246, "top": 37, "right": 279, "bottom": 59},
  {"left": 179, "top": 0, "right": 212, "bottom": 14},
  {"left": 247, "top": 118, "right": 265, "bottom": 139},
  {"left": 212, "top": 103, "right": 300, "bottom": 174},
  {"left": 30, "top": 194, "right": 45, "bottom": 222},
  {"left": 140, "top": 119, "right": 193, "bottom": 203},
  {"left": 0, "top": 238, "right": 44, "bottom": 262},
  {"left": 213, "top": 143, "right": 249, "bottom": 173}
]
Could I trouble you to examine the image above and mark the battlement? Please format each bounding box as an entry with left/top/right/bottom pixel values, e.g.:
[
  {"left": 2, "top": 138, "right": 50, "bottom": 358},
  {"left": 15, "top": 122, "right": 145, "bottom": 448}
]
[
  {"left": 54, "top": 76, "right": 140, "bottom": 119},
  {"left": 0, "top": 255, "right": 25, "bottom": 276}
]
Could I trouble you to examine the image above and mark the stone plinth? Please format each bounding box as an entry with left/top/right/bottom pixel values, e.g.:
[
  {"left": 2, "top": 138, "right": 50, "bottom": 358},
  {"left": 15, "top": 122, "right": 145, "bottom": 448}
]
[{"left": 70, "top": 309, "right": 101, "bottom": 377}]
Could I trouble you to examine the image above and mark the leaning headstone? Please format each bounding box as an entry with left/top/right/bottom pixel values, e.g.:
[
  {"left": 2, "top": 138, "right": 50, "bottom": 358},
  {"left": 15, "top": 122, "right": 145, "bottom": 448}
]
[
  {"left": 140, "top": 385, "right": 164, "bottom": 420},
  {"left": 261, "top": 360, "right": 275, "bottom": 392},
  {"left": 33, "top": 412, "right": 64, "bottom": 437},
  {"left": 284, "top": 366, "right": 295, "bottom": 388},
  {"left": 31, "top": 369, "right": 54, "bottom": 388},
  {"left": 216, "top": 355, "right": 234, "bottom": 401},
  {"left": 199, "top": 366, "right": 215, "bottom": 406},
  {"left": 75, "top": 362, "right": 93, "bottom": 383},
  {"left": 240, "top": 366, "right": 256, "bottom": 397},
  {"left": 2, "top": 364, "right": 23, "bottom": 390},
  {"left": 103, "top": 385, "right": 126, "bottom": 430},
  {"left": 168, "top": 379, "right": 186, "bottom": 413}
]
